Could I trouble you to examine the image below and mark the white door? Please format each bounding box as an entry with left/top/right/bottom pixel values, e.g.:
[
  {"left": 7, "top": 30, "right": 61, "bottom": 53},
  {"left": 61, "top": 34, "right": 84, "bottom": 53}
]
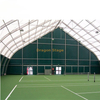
[
  {"left": 27, "top": 67, "right": 33, "bottom": 75},
  {"left": 56, "top": 67, "right": 61, "bottom": 75}
]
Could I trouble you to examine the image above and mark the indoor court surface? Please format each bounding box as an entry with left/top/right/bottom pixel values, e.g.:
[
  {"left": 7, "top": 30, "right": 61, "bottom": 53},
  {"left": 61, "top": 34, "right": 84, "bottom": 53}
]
[
  {"left": 1, "top": 75, "right": 100, "bottom": 100},
  {"left": 1, "top": 20, "right": 100, "bottom": 100}
]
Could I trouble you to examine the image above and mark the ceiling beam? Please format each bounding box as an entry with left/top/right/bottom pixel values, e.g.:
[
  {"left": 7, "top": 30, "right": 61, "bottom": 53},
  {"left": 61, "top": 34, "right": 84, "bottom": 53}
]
[
  {"left": 1, "top": 20, "right": 51, "bottom": 53},
  {"left": 0, "top": 20, "right": 18, "bottom": 30},
  {"left": 86, "top": 20, "right": 100, "bottom": 33},
  {"left": 1, "top": 20, "right": 38, "bottom": 42},
  {"left": 8, "top": 22, "right": 56, "bottom": 58},
  {"left": 2, "top": 20, "right": 19, "bottom": 49},
  {"left": 62, "top": 21, "right": 100, "bottom": 52},
  {"left": 71, "top": 20, "right": 100, "bottom": 43}
]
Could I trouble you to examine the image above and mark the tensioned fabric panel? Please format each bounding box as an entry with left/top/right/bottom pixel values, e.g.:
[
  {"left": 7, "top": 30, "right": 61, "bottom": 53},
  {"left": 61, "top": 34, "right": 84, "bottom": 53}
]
[
  {"left": 7, "top": 66, "right": 22, "bottom": 75},
  {"left": 6, "top": 28, "right": 100, "bottom": 75},
  {"left": 79, "top": 46, "right": 89, "bottom": 59},
  {"left": 53, "top": 45, "right": 65, "bottom": 59},
  {"left": 0, "top": 20, "right": 100, "bottom": 60},
  {"left": 38, "top": 66, "right": 44, "bottom": 73},
  {"left": 0, "top": 20, "right": 60, "bottom": 58},
  {"left": 23, "top": 59, "right": 37, "bottom": 65},
  {"left": 66, "top": 45, "right": 78, "bottom": 59},
  {"left": 38, "top": 44, "right": 51, "bottom": 58},
  {"left": 66, "top": 60, "right": 77, "bottom": 65},
  {"left": 12, "top": 49, "right": 22, "bottom": 58},
  {"left": 1, "top": 54, "right": 9, "bottom": 75},
  {"left": 23, "top": 44, "right": 37, "bottom": 58},
  {"left": 62, "top": 20, "right": 100, "bottom": 60},
  {"left": 53, "top": 28, "right": 65, "bottom": 39}
]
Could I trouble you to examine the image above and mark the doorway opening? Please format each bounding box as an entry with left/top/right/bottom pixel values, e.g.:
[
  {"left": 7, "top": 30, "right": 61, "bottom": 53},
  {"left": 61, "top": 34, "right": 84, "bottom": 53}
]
[
  {"left": 56, "top": 67, "right": 61, "bottom": 75},
  {"left": 27, "top": 67, "right": 33, "bottom": 75}
]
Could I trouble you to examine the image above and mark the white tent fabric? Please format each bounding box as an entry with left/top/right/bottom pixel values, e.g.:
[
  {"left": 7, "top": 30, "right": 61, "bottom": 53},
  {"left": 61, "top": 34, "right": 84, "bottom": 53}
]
[{"left": 0, "top": 20, "right": 100, "bottom": 60}]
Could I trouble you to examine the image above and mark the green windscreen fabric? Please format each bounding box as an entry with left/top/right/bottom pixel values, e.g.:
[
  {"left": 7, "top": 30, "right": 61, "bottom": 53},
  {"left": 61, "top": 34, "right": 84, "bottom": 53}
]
[
  {"left": 38, "top": 44, "right": 51, "bottom": 58},
  {"left": 66, "top": 45, "right": 78, "bottom": 59},
  {"left": 1, "top": 54, "right": 9, "bottom": 75},
  {"left": 7, "top": 28, "right": 100, "bottom": 75}
]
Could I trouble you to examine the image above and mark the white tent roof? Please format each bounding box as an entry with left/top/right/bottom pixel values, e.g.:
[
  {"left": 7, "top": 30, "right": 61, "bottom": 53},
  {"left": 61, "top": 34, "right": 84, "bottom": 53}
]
[{"left": 0, "top": 20, "right": 100, "bottom": 60}]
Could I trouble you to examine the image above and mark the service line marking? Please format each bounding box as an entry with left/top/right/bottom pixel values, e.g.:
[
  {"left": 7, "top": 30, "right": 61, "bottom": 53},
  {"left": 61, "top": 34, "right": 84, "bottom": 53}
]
[
  {"left": 5, "top": 85, "right": 17, "bottom": 100},
  {"left": 44, "top": 76, "right": 51, "bottom": 81},
  {"left": 19, "top": 76, "right": 23, "bottom": 82},
  {"left": 18, "top": 86, "right": 60, "bottom": 88},
  {"left": 61, "top": 85, "right": 88, "bottom": 100},
  {"left": 78, "top": 91, "right": 100, "bottom": 94}
]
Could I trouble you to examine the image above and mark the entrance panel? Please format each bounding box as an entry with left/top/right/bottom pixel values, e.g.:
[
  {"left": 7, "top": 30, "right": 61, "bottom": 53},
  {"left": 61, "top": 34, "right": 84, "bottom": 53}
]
[
  {"left": 56, "top": 67, "right": 61, "bottom": 75},
  {"left": 27, "top": 67, "right": 33, "bottom": 75}
]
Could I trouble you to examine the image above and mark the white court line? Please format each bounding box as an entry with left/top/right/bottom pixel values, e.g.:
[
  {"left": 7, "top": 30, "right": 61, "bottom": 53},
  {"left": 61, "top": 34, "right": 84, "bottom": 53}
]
[
  {"left": 61, "top": 85, "right": 88, "bottom": 100},
  {"left": 78, "top": 91, "right": 100, "bottom": 94},
  {"left": 21, "top": 80, "right": 48, "bottom": 82},
  {"left": 44, "top": 76, "right": 51, "bottom": 81},
  {"left": 5, "top": 85, "right": 17, "bottom": 100},
  {"left": 19, "top": 76, "right": 23, "bottom": 82},
  {"left": 61, "top": 84, "right": 100, "bottom": 87},
  {"left": 51, "top": 79, "right": 87, "bottom": 81},
  {"left": 22, "top": 79, "right": 85, "bottom": 82},
  {"left": 18, "top": 83, "right": 100, "bottom": 87},
  {"left": 18, "top": 84, "right": 58, "bottom": 85},
  {"left": 21, "top": 80, "right": 89, "bottom": 82},
  {"left": 18, "top": 86, "right": 60, "bottom": 88}
]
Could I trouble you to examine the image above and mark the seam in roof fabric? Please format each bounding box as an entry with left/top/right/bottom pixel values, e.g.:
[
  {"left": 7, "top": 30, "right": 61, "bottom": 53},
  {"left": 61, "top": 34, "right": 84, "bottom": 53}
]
[{"left": 0, "top": 20, "right": 100, "bottom": 60}]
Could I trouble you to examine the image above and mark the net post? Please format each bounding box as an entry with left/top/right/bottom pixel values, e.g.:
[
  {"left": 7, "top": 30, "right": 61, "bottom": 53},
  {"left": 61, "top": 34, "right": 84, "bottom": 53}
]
[
  {"left": 94, "top": 72, "right": 95, "bottom": 82},
  {"left": 88, "top": 72, "right": 89, "bottom": 81}
]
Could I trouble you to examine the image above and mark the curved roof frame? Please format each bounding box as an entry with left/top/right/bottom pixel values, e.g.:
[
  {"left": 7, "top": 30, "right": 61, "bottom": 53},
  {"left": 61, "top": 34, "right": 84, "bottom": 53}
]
[
  {"left": 60, "top": 20, "right": 100, "bottom": 60},
  {"left": 0, "top": 20, "right": 60, "bottom": 58},
  {"left": 0, "top": 20, "right": 18, "bottom": 30},
  {"left": 0, "top": 20, "right": 100, "bottom": 60},
  {"left": 62, "top": 21, "right": 99, "bottom": 51}
]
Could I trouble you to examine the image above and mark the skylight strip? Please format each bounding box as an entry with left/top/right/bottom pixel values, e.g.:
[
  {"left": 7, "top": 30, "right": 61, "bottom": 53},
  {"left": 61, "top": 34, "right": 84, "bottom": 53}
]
[
  {"left": 74, "top": 20, "right": 100, "bottom": 43},
  {"left": 86, "top": 20, "right": 100, "bottom": 33},
  {"left": 8, "top": 21, "right": 58, "bottom": 58},
  {"left": 2, "top": 20, "right": 19, "bottom": 49},
  {"left": 1, "top": 41, "right": 13, "bottom": 57},
  {"left": 1, "top": 20, "right": 51, "bottom": 54},
  {"left": 62, "top": 21, "right": 100, "bottom": 52},
  {"left": 68, "top": 20, "right": 83, "bottom": 36},
  {"left": 0, "top": 20, "right": 18, "bottom": 30},
  {"left": 0, "top": 20, "right": 37, "bottom": 42},
  {"left": 18, "top": 20, "right": 24, "bottom": 44},
  {"left": 9, "top": 24, "right": 55, "bottom": 58}
]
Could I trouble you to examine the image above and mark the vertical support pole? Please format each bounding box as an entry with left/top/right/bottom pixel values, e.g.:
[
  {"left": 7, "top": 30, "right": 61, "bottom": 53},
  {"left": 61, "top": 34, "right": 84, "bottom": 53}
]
[
  {"left": 89, "top": 51, "right": 91, "bottom": 74},
  {"left": 2, "top": 58, "right": 8, "bottom": 75},
  {"left": 51, "top": 31, "right": 53, "bottom": 74},
  {"left": 44, "top": 66, "right": 45, "bottom": 75},
  {"left": 37, "top": 39, "right": 38, "bottom": 75},
  {"left": 22, "top": 48, "right": 23, "bottom": 75},
  {"left": 1, "top": 56, "right": 3, "bottom": 75},
  {"left": 5, "top": 59, "right": 10, "bottom": 74},
  {"left": 83, "top": 66, "right": 85, "bottom": 74},
  {"left": 0, "top": 55, "right": 2, "bottom": 100},
  {"left": 65, "top": 31, "right": 66, "bottom": 75},
  {"left": 28, "top": 20, "right": 30, "bottom": 43},
  {"left": 77, "top": 42, "right": 79, "bottom": 74},
  {"left": 94, "top": 72, "right": 95, "bottom": 82},
  {"left": 88, "top": 72, "right": 89, "bottom": 81},
  {"left": 71, "top": 66, "right": 73, "bottom": 74}
]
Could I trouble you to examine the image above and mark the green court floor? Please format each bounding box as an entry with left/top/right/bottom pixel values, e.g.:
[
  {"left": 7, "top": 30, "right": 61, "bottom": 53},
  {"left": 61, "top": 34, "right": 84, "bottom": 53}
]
[{"left": 1, "top": 75, "right": 100, "bottom": 100}]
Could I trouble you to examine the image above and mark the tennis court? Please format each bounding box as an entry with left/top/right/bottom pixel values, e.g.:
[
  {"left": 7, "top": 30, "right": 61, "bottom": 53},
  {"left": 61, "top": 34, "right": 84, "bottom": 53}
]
[
  {"left": 1, "top": 20, "right": 100, "bottom": 100},
  {"left": 1, "top": 75, "right": 100, "bottom": 100}
]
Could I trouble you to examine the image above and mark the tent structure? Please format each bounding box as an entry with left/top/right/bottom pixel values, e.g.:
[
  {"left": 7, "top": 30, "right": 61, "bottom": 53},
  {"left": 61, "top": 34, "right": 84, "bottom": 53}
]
[{"left": 0, "top": 20, "right": 100, "bottom": 60}]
